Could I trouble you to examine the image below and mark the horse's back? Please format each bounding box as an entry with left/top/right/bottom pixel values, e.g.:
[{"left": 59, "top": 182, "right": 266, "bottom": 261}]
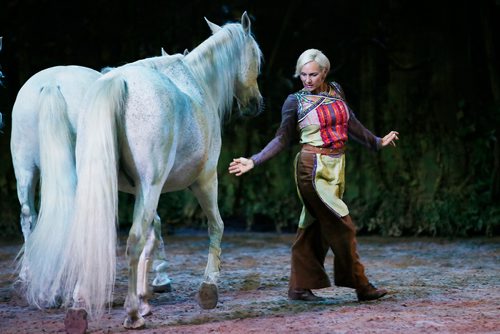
[
  {"left": 110, "top": 64, "right": 188, "bottom": 127},
  {"left": 160, "top": 60, "right": 204, "bottom": 104}
]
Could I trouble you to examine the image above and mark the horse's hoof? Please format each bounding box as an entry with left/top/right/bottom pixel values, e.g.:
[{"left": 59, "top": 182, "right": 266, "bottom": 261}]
[
  {"left": 152, "top": 282, "right": 172, "bottom": 293},
  {"left": 64, "top": 308, "right": 88, "bottom": 334},
  {"left": 123, "top": 314, "right": 146, "bottom": 329},
  {"left": 152, "top": 274, "right": 172, "bottom": 293},
  {"left": 139, "top": 301, "right": 153, "bottom": 317},
  {"left": 43, "top": 295, "right": 63, "bottom": 309},
  {"left": 196, "top": 282, "right": 218, "bottom": 309}
]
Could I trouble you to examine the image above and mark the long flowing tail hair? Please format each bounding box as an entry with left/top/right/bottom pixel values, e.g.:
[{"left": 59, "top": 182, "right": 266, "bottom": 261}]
[
  {"left": 21, "top": 84, "right": 77, "bottom": 307},
  {"left": 63, "top": 75, "right": 126, "bottom": 317},
  {"left": 23, "top": 76, "right": 127, "bottom": 318}
]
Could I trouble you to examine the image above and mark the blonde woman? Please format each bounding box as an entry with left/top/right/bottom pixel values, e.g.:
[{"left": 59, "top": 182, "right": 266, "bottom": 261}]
[{"left": 229, "top": 49, "right": 399, "bottom": 302}]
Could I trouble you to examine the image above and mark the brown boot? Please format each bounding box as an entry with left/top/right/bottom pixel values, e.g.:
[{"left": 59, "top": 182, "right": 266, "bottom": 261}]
[
  {"left": 356, "top": 283, "right": 387, "bottom": 301},
  {"left": 288, "top": 288, "right": 324, "bottom": 301}
]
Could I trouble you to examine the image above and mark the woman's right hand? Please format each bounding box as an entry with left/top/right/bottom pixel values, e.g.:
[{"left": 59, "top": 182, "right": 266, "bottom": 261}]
[{"left": 228, "top": 157, "right": 255, "bottom": 176}]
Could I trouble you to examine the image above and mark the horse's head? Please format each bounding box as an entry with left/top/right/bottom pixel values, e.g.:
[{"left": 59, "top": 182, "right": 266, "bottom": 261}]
[{"left": 207, "top": 13, "right": 263, "bottom": 117}]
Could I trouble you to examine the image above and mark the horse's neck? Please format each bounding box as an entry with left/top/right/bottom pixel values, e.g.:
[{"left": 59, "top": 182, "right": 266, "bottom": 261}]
[{"left": 185, "top": 32, "right": 241, "bottom": 115}]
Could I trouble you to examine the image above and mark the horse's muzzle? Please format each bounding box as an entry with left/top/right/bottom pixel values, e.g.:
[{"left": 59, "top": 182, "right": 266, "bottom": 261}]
[{"left": 240, "top": 96, "right": 263, "bottom": 117}]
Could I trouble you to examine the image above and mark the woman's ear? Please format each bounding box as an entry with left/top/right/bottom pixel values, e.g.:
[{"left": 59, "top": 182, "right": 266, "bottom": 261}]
[{"left": 322, "top": 69, "right": 328, "bottom": 81}]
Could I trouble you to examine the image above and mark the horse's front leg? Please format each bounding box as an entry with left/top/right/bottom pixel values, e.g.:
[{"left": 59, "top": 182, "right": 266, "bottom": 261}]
[{"left": 190, "top": 175, "right": 224, "bottom": 309}]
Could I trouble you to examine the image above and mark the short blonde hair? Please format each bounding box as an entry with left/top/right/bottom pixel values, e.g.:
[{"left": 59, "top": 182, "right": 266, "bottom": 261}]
[{"left": 294, "top": 49, "right": 330, "bottom": 78}]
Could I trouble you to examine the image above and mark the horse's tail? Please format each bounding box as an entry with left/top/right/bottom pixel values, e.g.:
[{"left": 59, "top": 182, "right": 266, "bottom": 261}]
[
  {"left": 61, "top": 75, "right": 127, "bottom": 318},
  {"left": 28, "top": 76, "right": 126, "bottom": 318},
  {"left": 21, "top": 84, "right": 77, "bottom": 307}
]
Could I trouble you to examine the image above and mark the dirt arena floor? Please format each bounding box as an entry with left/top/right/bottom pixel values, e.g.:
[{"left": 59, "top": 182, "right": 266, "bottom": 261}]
[{"left": 0, "top": 231, "right": 498, "bottom": 333}]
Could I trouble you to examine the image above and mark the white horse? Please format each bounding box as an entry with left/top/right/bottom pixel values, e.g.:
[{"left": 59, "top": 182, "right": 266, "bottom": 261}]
[
  {"left": 11, "top": 65, "right": 100, "bottom": 245},
  {"left": 21, "top": 12, "right": 262, "bottom": 329},
  {"left": 13, "top": 66, "right": 171, "bottom": 308}
]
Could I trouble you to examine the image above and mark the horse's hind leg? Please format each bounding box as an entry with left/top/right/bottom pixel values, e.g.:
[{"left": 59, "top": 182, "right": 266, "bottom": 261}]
[
  {"left": 136, "top": 213, "right": 172, "bottom": 316},
  {"left": 190, "top": 174, "right": 224, "bottom": 309},
  {"left": 136, "top": 223, "right": 155, "bottom": 317},
  {"left": 151, "top": 213, "right": 172, "bottom": 292},
  {"left": 15, "top": 168, "right": 39, "bottom": 244},
  {"left": 14, "top": 166, "right": 39, "bottom": 278},
  {"left": 124, "top": 186, "right": 162, "bottom": 329}
]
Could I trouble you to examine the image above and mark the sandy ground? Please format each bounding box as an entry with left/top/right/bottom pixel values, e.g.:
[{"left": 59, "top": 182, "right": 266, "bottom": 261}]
[{"left": 0, "top": 231, "right": 499, "bottom": 333}]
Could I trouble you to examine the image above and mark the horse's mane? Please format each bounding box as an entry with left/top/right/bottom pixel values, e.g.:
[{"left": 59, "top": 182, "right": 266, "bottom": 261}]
[
  {"left": 104, "top": 22, "right": 261, "bottom": 123},
  {"left": 185, "top": 23, "right": 262, "bottom": 120},
  {"left": 128, "top": 54, "right": 184, "bottom": 72}
]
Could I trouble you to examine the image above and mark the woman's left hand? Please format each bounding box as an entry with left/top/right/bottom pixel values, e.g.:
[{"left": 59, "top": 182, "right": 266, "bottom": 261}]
[{"left": 381, "top": 131, "right": 399, "bottom": 147}]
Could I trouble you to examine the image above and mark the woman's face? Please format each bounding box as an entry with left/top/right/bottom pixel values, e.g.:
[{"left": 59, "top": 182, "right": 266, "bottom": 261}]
[{"left": 299, "top": 61, "right": 326, "bottom": 93}]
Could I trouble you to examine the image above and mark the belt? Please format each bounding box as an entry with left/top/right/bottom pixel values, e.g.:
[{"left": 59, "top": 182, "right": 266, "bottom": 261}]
[{"left": 301, "top": 143, "right": 345, "bottom": 155}]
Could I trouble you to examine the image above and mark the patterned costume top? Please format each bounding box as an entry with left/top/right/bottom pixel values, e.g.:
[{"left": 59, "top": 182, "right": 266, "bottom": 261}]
[
  {"left": 295, "top": 81, "right": 350, "bottom": 150},
  {"left": 250, "top": 82, "right": 382, "bottom": 224},
  {"left": 251, "top": 82, "right": 381, "bottom": 166}
]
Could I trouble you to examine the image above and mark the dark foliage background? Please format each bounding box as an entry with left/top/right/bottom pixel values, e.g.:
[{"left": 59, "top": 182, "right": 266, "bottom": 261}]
[{"left": 0, "top": 0, "right": 499, "bottom": 239}]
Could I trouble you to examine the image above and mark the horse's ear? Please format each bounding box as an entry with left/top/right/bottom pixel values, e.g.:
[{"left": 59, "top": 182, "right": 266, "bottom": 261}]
[
  {"left": 205, "top": 17, "right": 222, "bottom": 34},
  {"left": 161, "top": 47, "right": 168, "bottom": 56},
  {"left": 241, "top": 11, "right": 251, "bottom": 35},
  {"left": 100, "top": 66, "right": 114, "bottom": 74},
  {"left": 183, "top": 48, "right": 189, "bottom": 56}
]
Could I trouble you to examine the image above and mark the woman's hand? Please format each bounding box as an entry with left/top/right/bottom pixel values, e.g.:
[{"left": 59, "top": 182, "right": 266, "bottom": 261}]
[
  {"left": 228, "top": 157, "right": 255, "bottom": 176},
  {"left": 381, "top": 131, "right": 399, "bottom": 147}
]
